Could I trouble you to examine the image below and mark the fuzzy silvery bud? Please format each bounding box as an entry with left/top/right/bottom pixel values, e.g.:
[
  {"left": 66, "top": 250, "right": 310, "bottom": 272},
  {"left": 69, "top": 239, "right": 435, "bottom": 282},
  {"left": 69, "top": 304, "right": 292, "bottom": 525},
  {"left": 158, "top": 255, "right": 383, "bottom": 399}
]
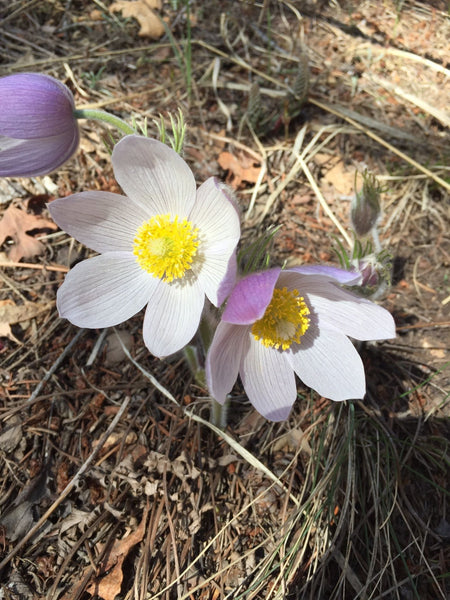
[{"left": 350, "top": 171, "right": 382, "bottom": 237}]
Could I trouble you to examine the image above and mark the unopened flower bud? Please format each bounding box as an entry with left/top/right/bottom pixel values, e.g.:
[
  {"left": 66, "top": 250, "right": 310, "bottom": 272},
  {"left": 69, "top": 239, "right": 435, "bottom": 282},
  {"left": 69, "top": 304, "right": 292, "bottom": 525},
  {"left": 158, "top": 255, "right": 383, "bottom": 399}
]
[
  {"left": 350, "top": 171, "right": 382, "bottom": 237},
  {"left": 0, "top": 73, "right": 79, "bottom": 177}
]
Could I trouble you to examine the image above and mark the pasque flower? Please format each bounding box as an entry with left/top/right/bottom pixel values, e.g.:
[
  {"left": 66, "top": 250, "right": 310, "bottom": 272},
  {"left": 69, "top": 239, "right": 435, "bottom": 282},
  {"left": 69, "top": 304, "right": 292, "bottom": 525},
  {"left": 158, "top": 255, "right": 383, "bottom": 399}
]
[
  {"left": 206, "top": 265, "right": 396, "bottom": 421},
  {"left": 49, "top": 135, "right": 240, "bottom": 357},
  {"left": 0, "top": 72, "right": 79, "bottom": 177}
]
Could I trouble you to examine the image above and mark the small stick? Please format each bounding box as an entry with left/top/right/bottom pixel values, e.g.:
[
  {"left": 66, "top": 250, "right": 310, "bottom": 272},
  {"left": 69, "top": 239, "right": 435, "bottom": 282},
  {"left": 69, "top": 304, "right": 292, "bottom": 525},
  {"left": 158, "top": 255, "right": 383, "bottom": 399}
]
[{"left": 0, "top": 261, "right": 69, "bottom": 273}]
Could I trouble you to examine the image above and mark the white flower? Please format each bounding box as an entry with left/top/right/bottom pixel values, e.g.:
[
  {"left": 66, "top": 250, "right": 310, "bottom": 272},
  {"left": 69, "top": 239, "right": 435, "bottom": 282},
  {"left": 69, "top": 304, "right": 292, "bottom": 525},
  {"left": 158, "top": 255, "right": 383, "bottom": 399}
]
[
  {"left": 49, "top": 135, "right": 240, "bottom": 357},
  {"left": 206, "top": 265, "right": 396, "bottom": 421}
]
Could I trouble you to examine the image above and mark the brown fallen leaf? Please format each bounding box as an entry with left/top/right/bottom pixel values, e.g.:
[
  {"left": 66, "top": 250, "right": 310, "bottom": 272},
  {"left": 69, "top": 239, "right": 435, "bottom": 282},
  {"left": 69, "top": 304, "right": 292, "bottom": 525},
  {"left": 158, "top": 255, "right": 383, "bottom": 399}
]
[
  {"left": 0, "top": 204, "right": 57, "bottom": 261},
  {"left": 86, "top": 505, "right": 149, "bottom": 600},
  {"left": 0, "top": 299, "right": 52, "bottom": 343},
  {"left": 110, "top": 0, "right": 165, "bottom": 38},
  {"left": 217, "top": 151, "right": 263, "bottom": 189}
]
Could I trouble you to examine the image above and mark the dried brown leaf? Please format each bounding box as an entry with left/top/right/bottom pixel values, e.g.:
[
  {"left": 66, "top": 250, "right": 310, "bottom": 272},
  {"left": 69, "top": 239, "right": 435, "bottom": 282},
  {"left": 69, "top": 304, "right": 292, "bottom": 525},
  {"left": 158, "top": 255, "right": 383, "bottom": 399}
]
[
  {"left": 0, "top": 204, "right": 57, "bottom": 261},
  {"left": 217, "top": 151, "right": 262, "bottom": 188},
  {"left": 0, "top": 299, "right": 52, "bottom": 343},
  {"left": 86, "top": 506, "right": 148, "bottom": 600},
  {"left": 110, "top": 0, "right": 165, "bottom": 38}
]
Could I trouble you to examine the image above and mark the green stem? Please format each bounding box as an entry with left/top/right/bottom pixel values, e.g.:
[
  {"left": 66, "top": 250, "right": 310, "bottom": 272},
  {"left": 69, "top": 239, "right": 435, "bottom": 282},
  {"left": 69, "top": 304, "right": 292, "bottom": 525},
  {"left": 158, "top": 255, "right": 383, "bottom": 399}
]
[
  {"left": 210, "top": 398, "right": 229, "bottom": 430},
  {"left": 73, "top": 108, "right": 136, "bottom": 136}
]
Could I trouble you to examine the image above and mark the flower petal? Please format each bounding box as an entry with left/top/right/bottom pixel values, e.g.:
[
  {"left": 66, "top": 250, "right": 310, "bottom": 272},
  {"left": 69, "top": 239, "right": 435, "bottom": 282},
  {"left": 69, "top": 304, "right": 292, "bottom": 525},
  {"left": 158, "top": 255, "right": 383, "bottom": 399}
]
[
  {"left": 206, "top": 321, "right": 250, "bottom": 404},
  {"left": 241, "top": 339, "right": 297, "bottom": 421},
  {"left": 142, "top": 278, "right": 205, "bottom": 358},
  {"left": 190, "top": 178, "right": 240, "bottom": 305},
  {"left": 287, "top": 328, "right": 366, "bottom": 400},
  {"left": 302, "top": 279, "right": 396, "bottom": 340},
  {"left": 0, "top": 73, "right": 76, "bottom": 138},
  {"left": 49, "top": 191, "right": 149, "bottom": 253},
  {"left": 287, "top": 264, "right": 362, "bottom": 285},
  {"left": 57, "top": 253, "right": 155, "bottom": 327},
  {"left": 112, "top": 135, "right": 197, "bottom": 216},
  {"left": 222, "top": 268, "right": 281, "bottom": 324},
  {"left": 0, "top": 131, "right": 79, "bottom": 178}
]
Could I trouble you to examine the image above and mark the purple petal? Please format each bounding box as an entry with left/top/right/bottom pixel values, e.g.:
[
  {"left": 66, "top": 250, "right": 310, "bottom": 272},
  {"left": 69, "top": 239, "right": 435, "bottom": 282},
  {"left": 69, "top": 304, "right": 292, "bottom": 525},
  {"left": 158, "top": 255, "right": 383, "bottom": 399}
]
[
  {"left": 0, "top": 131, "right": 79, "bottom": 177},
  {"left": 241, "top": 339, "right": 297, "bottom": 421},
  {"left": 287, "top": 328, "right": 366, "bottom": 400},
  {"left": 287, "top": 265, "right": 362, "bottom": 285},
  {"left": 206, "top": 321, "right": 250, "bottom": 404},
  {"left": 0, "top": 73, "right": 76, "bottom": 138},
  {"left": 57, "top": 253, "right": 156, "bottom": 327},
  {"left": 49, "top": 191, "right": 149, "bottom": 253},
  {"left": 222, "top": 268, "right": 281, "bottom": 325},
  {"left": 142, "top": 277, "right": 205, "bottom": 358},
  {"left": 111, "top": 135, "right": 197, "bottom": 216}
]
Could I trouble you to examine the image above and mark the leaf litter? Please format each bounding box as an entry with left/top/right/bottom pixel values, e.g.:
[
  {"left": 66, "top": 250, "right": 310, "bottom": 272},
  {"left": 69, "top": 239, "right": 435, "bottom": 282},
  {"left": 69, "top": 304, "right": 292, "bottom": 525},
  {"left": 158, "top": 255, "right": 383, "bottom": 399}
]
[{"left": 0, "top": 1, "right": 449, "bottom": 599}]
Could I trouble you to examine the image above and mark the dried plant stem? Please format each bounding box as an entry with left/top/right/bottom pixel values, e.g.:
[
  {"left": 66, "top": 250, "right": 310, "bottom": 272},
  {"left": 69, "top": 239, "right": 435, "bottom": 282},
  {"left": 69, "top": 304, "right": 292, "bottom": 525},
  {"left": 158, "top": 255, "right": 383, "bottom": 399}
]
[{"left": 311, "top": 99, "right": 450, "bottom": 192}]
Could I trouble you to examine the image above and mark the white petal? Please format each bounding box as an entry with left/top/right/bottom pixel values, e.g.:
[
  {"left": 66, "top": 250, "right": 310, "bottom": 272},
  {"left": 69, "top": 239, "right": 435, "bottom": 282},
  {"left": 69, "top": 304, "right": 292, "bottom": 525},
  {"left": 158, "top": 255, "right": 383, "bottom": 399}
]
[
  {"left": 57, "top": 253, "right": 156, "bottom": 327},
  {"left": 190, "top": 178, "right": 240, "bottom": 252},
  {"left": 206, "top": 321, "right": 250, "bottom": 404},
  {"left": 142, "top": 278, "right": 205, "bottom": 358},
  {"left": 49, "top": 192, "right": 148, "bottom": 253},
  {"left": 112, "top": 135, "right": 197, "bottom": 216},
  {"left": 190, "top": 178, "right": 240, "bottom": 305},
  {"left": 241, "top": 339, "right": 297, "bottom": 421},
  {"left": 277, "top": 272, "right": 395, "bottom": 340},
  {"left": 303, "top": 280, "right": 396, "bottom": 340},
  {"left": 287, "top": 328, "right": 366, "bottom": 401}
]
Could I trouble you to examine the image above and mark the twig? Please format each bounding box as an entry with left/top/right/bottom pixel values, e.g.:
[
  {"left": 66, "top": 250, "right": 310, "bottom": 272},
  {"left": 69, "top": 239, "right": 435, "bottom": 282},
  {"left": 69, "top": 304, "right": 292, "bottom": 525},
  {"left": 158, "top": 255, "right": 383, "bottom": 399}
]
[
  {"left": 0, "top": 261, "right": 69, "bottom": 273},
  {"left": 27, "top": 329, "right": 86, "bottom": 404}
]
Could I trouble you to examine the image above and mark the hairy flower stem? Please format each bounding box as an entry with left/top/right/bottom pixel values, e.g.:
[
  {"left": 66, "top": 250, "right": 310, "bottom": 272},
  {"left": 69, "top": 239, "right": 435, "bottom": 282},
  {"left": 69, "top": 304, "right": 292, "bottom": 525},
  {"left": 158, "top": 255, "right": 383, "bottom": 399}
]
[
  {"left": 210, "top": 398, "right": 229, "bottom": 430},
  {"left": 73, "top": 108, "right": 136, "bottom": 136}
]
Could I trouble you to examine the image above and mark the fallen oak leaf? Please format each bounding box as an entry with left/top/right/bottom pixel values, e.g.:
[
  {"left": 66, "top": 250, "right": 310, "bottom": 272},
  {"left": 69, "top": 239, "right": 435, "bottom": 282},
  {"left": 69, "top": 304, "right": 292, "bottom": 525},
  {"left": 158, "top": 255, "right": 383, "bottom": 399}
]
[
  {"left": 217, "top": 151, "right": 263, "bottom": 189},
  {"left": 110, "top": 0, "right": 165, "bottom": 38},
  {"left": 0, "top": 299, "right": 52, "bottom": 344},
  {"left": 0, "top": 204, "right": 57, "bottom": 261},
  {"left": 86, "top": 505, "right": 149, "bottom": 600}
]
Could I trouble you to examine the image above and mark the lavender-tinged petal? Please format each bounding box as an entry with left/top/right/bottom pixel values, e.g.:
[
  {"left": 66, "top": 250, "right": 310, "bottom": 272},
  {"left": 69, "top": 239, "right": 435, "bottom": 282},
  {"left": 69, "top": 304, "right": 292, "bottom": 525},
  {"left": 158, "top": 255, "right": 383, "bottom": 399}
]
[
  {"left": 142, "top": 278, "right": 205, "bottom": 358},
  {"left": 57, "top": 253, "right": 155, "bottom": 328},
  {"left": 112, "top": 135, "right": 197, "bottom": 216},
  {"left": 287, "top": 328, "right": 366, "bottom": 401},
  {"left": 241, "top": 339, "right": 297, "bottom": 421},
  {"left": 49, "top": 191, "right": 149, "bottom": 253},
  {"left": 301, "top": 281, "right": 396, "bottom": 340},
  {"left": 222, "top": 268, "right": 281, "bottom": 325},
  {"left": 287, "top": 265, "right": 362, "bottom": 285},
  {"left": 0, "top": 73, "right": 76, "bottom": 138},
  {"left": 191, "top": 178, "right": 241, "bottom": 252},
  {"left": 206, "top": 321, "right": 250, "bottom": 404},
  {"left": 0, "top": 130, "right": 79, "bottom": 177},
  {"left": 191, "top": 178, "right": 240, "bottom": 305}
]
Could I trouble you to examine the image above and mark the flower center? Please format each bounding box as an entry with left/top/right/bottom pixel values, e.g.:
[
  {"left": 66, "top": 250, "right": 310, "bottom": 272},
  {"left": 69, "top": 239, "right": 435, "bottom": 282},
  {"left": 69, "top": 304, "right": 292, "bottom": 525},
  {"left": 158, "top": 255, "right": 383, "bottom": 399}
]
[
  {"left": 133, "top": 213, "right": 199, "bottom": 282},
  {"left": 251, "top": 287, "right": 310, "bottom": 350}
]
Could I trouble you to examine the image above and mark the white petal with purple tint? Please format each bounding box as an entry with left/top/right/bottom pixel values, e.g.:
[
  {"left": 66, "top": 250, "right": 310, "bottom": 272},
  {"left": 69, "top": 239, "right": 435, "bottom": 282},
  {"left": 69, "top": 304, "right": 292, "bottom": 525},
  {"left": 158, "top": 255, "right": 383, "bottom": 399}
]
[
  {"left": 49, "top": 192, "right": 148, "bottom": 253},
  {"left": 287, "top": 327, "right": 366, "bottom": 401},
  {"left": 142, "top": 277, "right": 205, "bottom": 358},
  {"left": 112, "top": 136, "right": 197, "bottom": 216},
  {"left": 57, "top": 253, "right": 156, "bottom": 328},
  {"left": 241, "top": 339, "right": 297, "bottom": 421},
  {"left": 206, "top": 321, "right": 250, "bottom": 404}
]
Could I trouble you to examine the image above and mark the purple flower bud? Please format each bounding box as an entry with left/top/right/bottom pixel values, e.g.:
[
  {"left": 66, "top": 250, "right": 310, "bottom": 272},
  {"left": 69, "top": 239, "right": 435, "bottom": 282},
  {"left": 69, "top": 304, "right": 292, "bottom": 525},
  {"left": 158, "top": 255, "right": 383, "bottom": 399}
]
[{"left": 0, "top": 73, "right": 80, "bottom": 177}]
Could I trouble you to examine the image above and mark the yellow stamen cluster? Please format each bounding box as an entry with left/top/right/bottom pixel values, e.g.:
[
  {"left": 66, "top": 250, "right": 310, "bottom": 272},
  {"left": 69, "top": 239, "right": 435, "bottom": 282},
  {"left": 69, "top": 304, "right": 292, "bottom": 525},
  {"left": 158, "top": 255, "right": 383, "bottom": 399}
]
[
  {"left": 133, "top": 213, "right": 199, "bottom": 282},
  {"left": 252, "top": 287, "right": 310, "bottom": 350}
]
